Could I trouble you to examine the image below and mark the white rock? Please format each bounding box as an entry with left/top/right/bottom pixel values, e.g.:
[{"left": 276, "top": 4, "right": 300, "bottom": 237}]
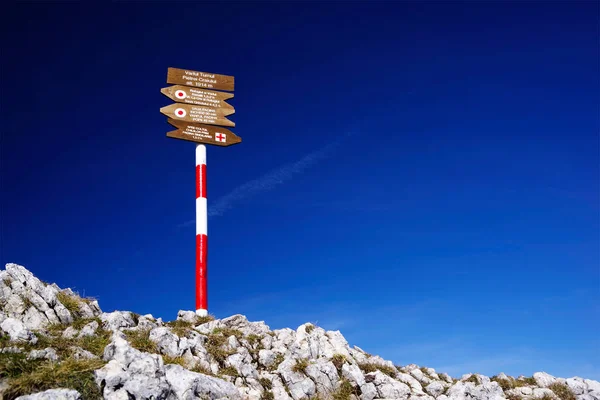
[
  {"left": 396, "top": 372, "right": 424, "bottom": 393},
  {"left": 368, "top": 371, "right": 411, "bottom": 399},
  {"left": 532, "top": 388, "right": 557, "bottom": 398},
  {"left": 22, "top": 307, "right": 49, "bottom": 330},
  {"left": 277, "top": 358, "right": 316, "bottom": 399},
  {"left": 305, "top": 359, "right": 338, "bottom": 395},
  {"left": 426, "top": 381, "right": 446, "bottom": 397},
  {"left": 149, "top": 327, "right": 181, "bottom": 357},
  {"left": 101, "top": 311, "right": 135, "bottom": 331},
  {"left": 446, "top": 381, "right": 505, "bottom": 400},
  {"left": 565, "top": 378, "right": 587, "bottom": 396},
  {"left": 360, "top": 382, "right": 378, "bottom": 400},
  {"left": 62, "top": 326, "right": 79, "bottom": 339},
  {"left": 259, "top": 349, "right": 276, "bottom": 368},
  {"left": 534, "top": 371, "right": 557, "bottom": 388},
  {"left": 69, "top": 346, "right": 98, "bottom": 360},
  {"left": 77, "top": 320, "right": 98, "bottom": 338},
  {"left": 439, "top": 372, "right": 453, "bottom": 383},
  {"left": 14, "top": 388, "right": 81, "bottom": 400},
  {"left": 1, "top": 317, "right": 37, "bottom": 344},
  {"left": 343, "top": 362, "right": 366, "bottom": 387},
  {"left": 177, "top": 310, "right": 198, "bottom": 323},
  {"left": 27, "top": 348, "right": 59, "bottom": 362},
  {"left": 165, "top": 363, "right": 242, "bottom": 399},
  {"left": 53, "top": 302, "right": 73, "bottom": 324}
]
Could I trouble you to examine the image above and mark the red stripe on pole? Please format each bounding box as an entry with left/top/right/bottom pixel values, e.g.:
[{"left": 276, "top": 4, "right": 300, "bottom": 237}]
[
  {"left": 196, "top": 164, "right": 207, "bottom": 199},
  {"left": 201, "top": 164, "right": 207, "bottom": 199},
  {"left": 196, "top": 233, "right": 208, "bottom": 311},
  {"left": 195, "top": 165, "right": 200, "bottom": 199}
]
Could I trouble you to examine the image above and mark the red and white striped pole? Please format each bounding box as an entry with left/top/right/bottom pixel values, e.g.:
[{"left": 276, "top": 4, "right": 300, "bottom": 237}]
[{"left": 195, "top": 144, "right": 208, "bottom": 316}]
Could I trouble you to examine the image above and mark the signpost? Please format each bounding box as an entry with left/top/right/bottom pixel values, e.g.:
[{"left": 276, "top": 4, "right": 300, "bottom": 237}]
[
  {"left": 161, "top": 67, "right": 239, "bottom": 317},
  {"left": 160, "top": 103, "right": 235, "bottom": 126}
]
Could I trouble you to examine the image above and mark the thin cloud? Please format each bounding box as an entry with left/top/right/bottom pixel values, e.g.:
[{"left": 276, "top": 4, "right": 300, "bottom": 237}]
[{"left": 178, "top": 132, "right": 354, "bottom": 224}]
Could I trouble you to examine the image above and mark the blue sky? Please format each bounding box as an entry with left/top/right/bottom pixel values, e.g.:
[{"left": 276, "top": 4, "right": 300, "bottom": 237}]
[{"left": 1, "top": 1, "right": 598, "bottom": 379}]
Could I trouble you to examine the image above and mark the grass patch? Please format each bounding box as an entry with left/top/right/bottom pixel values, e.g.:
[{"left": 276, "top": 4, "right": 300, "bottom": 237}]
[
  {"left": 196, "top": 315, "right": 215, "bottom": 325},
  {"left": 247, "top": 334, "right": 263, "bottom": 346},
  {"left": 292, "top": 358, "right": 310, "bottom": 374},
  {"left": 260, "top": 391, "right": 275, "bottom": 400},
  {"left": 56, "top": 292, "right": 81, "bottom": 316},
  {"left": 259, "top": 377, "right": 272, "bottom": 390},
  {"left": 162, "top": 355, "right": 186, "bottom": 367},
  {"left": 1, "top": 357, "right": 105, "bottom": 400},
  {"left": 125, "top": 329, "right": 157, "bottom": 353},
  {"left": 212, "top": 327, "right": 243, "bottom": 339},
  {"left": 505, "top": 394, "right": 523, "bottom": 400},
  {"left": 190, "top": 363, "right": 214, "bottom": 376},
  {"left": 358, "top": 362, "right": 397, "bottom": 378},
  {"left": 332, "top": 379, "right": 358, "bottom": 400},
  {"left": 165, "top": 319, "right": 194, "bottom": 337},
  {"left": 205, "top": 333, "right": 234, "bottom": 366},
  {"left": 3, "top": 277, "right": 12, "bottom": 286},
  {"left": 305, "top": 324, "right": 315, "bottom": 334},
  {"left": 20, "top": 295, "right": 34, "bottom": 310},
  {"left": 549, "top": 382, "right": 576, "bottom": 400},
  {"left": 514, "top": 376, "right": 536, "bottom": 387},
  {"left": 420, "top": 366, "right": 433, "bottom": 379},
  {"left": 465, "top": 374, "right": 479, "bottom": 384},
  {"left": 269, "top": 353, "right": 285, "bottom": 371},
  {"left": 71, "top": 317, "right": 101, "bottom": 331},
  {"left": 332, "top": 354, "right": 347, "bottom": 374},
  {"left": 29, "top": 325, "right": 111, "bottom": 359},
  {"left": 491, "top": 375, "right": 514, "bottom": 391},
  {"left": 131, "top": 312, "right": 140, "bottom": 326},
  {"left": 219, "top": 366, "right": 238, "bottom": 377}
]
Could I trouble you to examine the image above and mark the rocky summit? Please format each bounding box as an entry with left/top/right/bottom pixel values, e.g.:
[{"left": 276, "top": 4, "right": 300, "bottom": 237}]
[{"left": 0, "top": 263, "right": 598, "bottom": 400}]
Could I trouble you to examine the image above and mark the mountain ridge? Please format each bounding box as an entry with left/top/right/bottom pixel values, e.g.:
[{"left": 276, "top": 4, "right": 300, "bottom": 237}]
[{"left": 0, "top": 263, "right": 598, "bottom": 400}]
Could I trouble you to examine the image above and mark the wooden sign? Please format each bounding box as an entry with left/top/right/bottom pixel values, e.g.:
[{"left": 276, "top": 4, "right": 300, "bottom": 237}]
[
  {"left": 166, "top": 119, "right": 241, "bottom": 147},
  {"left": 160, "top": 104, "right": 235, "bottom": 127},
  {"left": 160, "top": 86, "right": 234, "bottom": 109},
  {"left": 167, "top": 67, "right": 234, "bottom": 91}
]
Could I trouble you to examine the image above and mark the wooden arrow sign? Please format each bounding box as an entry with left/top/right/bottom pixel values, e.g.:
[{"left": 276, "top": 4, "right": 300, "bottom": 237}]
[
  {"left": 160, "top": 104, "right": 235, "bottom": 127},
  {"left": 166, "top": 119, "right": 241, "bottom": 147},
  {"left": 167, "top": 67, "right": 234, "bottom": 92},
  {"left": 160, "top": 85, "right": 234, "bottom": 109}
]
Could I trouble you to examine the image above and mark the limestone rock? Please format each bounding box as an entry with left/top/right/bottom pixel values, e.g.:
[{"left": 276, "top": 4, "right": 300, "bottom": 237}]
[
  {"left": 15, "top": 388, "right": 82, "bottom": 400},
  {"left": 1, "top": 317, "right": 37, "bottom": 344},
  {"left": 27, "top": 347, "right": 59, "bottom": 362},
  {"left": 165, "top": 363, "right": 242, "bottom": 399}
]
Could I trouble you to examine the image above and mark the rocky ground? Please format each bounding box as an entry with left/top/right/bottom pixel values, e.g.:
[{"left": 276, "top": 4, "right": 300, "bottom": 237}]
[{"left": 0, "top": 263, "right": 598, "bottom": 400}]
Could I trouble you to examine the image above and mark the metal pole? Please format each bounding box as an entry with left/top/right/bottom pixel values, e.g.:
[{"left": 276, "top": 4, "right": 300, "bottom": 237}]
[{"left": 195, "top": 144, "right": 208, "bottom": 316}]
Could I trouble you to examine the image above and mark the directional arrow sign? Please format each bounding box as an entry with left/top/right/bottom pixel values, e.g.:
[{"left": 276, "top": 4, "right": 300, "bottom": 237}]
[
  {"left": 166, "top": 119, "right": 241, "bottom": 147},
  {"left": 161, "top": 85, "right": 234, "bottom": 109},
  {"left": 167, "top": 67, "right": 234, "bottom": 91},
  {"left": 160, "top": 104, "right": 235, "bottom": 127}
]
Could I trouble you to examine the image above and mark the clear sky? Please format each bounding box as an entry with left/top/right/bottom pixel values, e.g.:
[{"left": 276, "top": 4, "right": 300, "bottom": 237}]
[{"left": 1, "top": 1, "right": 598, "bottom": 380}]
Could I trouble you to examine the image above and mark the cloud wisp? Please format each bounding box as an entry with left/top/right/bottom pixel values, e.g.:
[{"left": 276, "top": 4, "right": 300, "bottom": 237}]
[
  {"left": 177, "top": 132, "right": 353, "bottom": 226},
  {"left": 208, "top": 136, "right": 348, "bottom": 217}
]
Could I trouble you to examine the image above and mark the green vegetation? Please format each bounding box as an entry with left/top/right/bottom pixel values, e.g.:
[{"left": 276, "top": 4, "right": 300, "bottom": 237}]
[
  {"left": 27, "top": 324, "right": 111, "bottom": 359},
  {"left": 205, "top": 332, "right": 235, "bottom": 366},
  {"left": 165, "top": 319, "right": 195, "bottom": 337},
  {"left": 259, "top": 377, "right": 272, "bottom": 390},
  {"left": 332, "top": 379, "right": 358, "bottom": 400},
  {"left": 130, "top": 312, "right": 140, "bottom": 326},
  {"left": 465, "top": 374, "right": 479, "bottom": 384},
  {"left": 0, "top": 354, "right": 105, "bottom": 400},
  {"left": 219, "top": 366, "right": 238, "bottom": 377},
  {"left": 190, "top": 363, "right": 214, "bottom": 376},
  {"left": 517, "top": 376, "right": 537, "bottom": 386},
  {"left": 56, "top": 292, "right": 81, "bottom": 316},
  {"left": 491, "top": 376, "right": 514, "bottom": 391},
  {"left": 549, "top": 382, "right": 576, "bottom": 400},
  {"left": 162, "top": 355, "right": 187, "bottom": 367},
  {"left": 505, "top": 394, "right": 523, "bottom": 400},
  {"left": 19, "top": 295, "right": 34, "bottom": 310},
  {"left": 305, "top": 324, "right": 315, "bottom": 334},
  {"left": 71, "top": 317, "right": 101, "bottom": 331},
  {"left": 246, "top": 334, "right": 263, "bottom": 346},
  {"left": 332, "top": 354, "right": 347, "bottom": 374},
  {"left": 3, "top": 277, "right": 12, "bottom": 287},
  {"left": 420, "top": 366, "right": 433, "bottom": 379},
  {"left": 292, "top": 358, "right": 310, "bottom": 374},
  {"left": 125, "top": 329, "right": 157, "bottom": 353},
  {"left": 358, "top": 362, "right": 397, "bottom": 378},
  {"left": 270, "top": 353, "right": 285, "bottom": 371},
  {"left": 260, "top": 391, "right": 275, "bottom": 400},
  {"left": 212, "top": 327, "right": 243, "bottom": 339}
]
